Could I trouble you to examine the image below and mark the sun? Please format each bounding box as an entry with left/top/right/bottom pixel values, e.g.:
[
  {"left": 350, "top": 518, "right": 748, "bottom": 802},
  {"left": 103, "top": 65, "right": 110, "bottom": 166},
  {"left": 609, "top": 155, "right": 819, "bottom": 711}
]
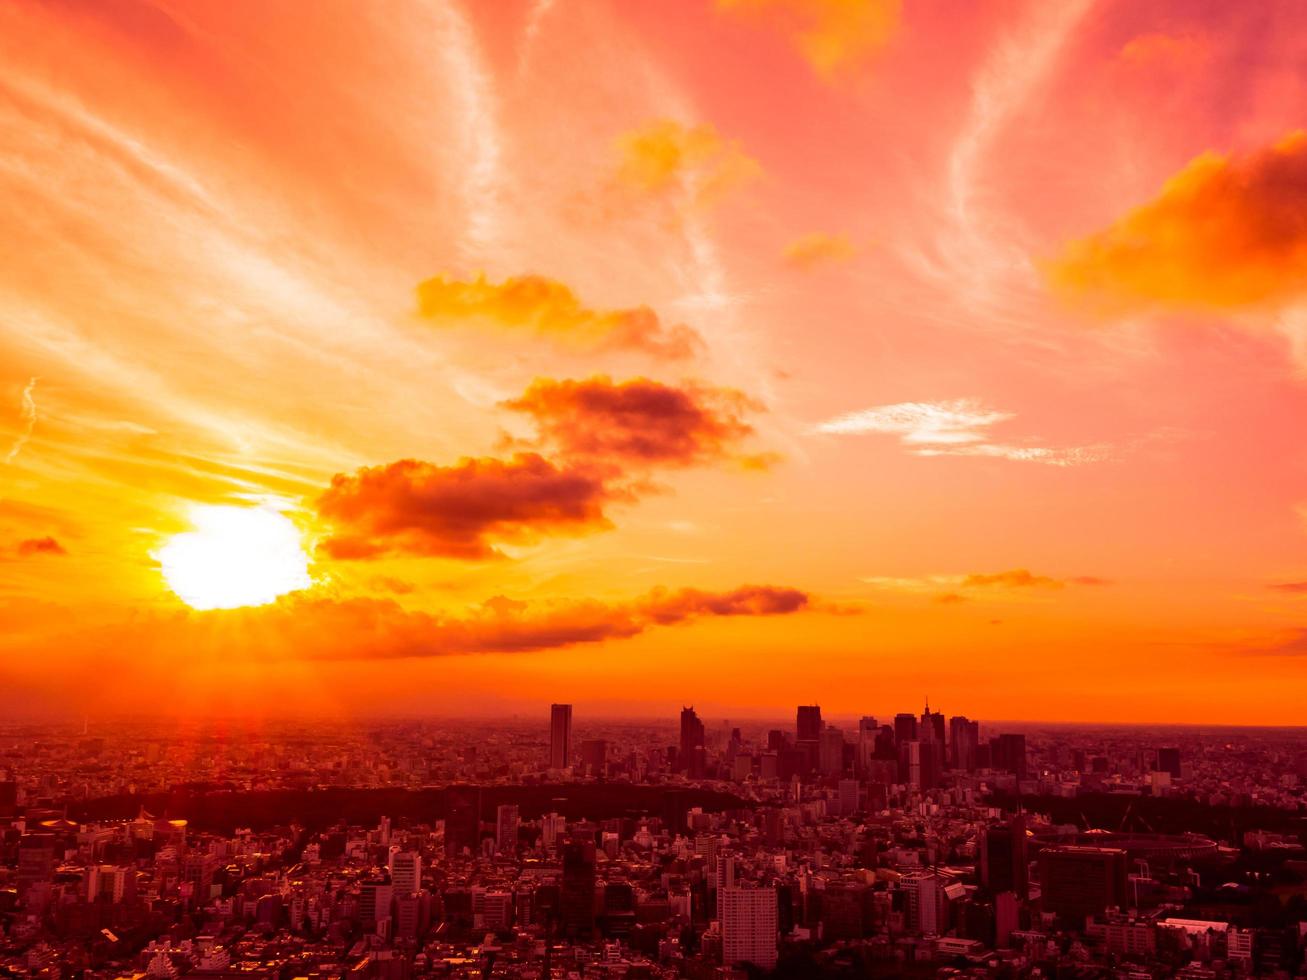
[{"left": 157, "top": 505, "right": 312, "bottom": 610}]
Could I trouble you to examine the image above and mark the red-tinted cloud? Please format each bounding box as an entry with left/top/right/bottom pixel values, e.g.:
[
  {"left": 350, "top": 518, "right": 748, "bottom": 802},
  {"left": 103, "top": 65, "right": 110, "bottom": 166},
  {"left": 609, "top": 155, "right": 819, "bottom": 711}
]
[
  {"left": 961, "top": 569, "right": 1064, "bottom": 589},
  {"left": 317, "top": 453, "right": 614, "bottom": 560},
  {"left": 502, "top": 376, "right": 757, "bottom": 468},
  {"left": 1048, "top": 132, "right": 1307, "bottom": 311},
  {"left": 16, "top": 536, "right": 66, "bottom": 557},
  {"left": 416, "top": 274, "right": 701, "bottom": 359},
  {"left": 638, "top": 584, "right": 809, "bottom": 624}
]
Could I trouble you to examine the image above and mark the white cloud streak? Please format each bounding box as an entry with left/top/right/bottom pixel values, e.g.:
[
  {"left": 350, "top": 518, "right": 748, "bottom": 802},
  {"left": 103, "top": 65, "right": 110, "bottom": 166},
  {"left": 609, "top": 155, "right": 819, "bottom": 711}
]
[{"left": 4, "top": 376, "right": 37, "bottom": 464}]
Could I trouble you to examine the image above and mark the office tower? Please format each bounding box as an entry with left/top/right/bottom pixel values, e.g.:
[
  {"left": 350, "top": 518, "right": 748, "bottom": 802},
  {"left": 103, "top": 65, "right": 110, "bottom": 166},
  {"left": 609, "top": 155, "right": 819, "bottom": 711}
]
[
  {"left": 991, "top": 733, "right": 1028, "bottom": 779},
  {"left": 767, "top": 729, "right": 787, "bottom": 752},
  {"left": 715, "top": 852, "right": 736, "bottom": 918},
  {"left": 720, "top": 886, "right": 778, "bottom": 969},
  {"left": 359, "top": 880, "right": 394, "bottom": 929},
  {"left": 837, "top": 778, "right": 860, "bottom": 816},
  {"left": 580, "top": 738, "right": 607, "bottom": 775},
  {"left": 549, "top": 703, "right": 572, "bottom": 769},
  {"left": 560, "top": 836, "right": 596, "bottom": 938},
  {"left": 796, "top": 704, "right": 823, "bottom": 742},
  {"left": 1157, "top": 747, "right": 1181, "bottom": 778},
  {"left": 899, "top": 739, "right": 942, "bottom": 789},
  {"left": 16, "top": 834, "right": 55, "bottom": 906},
  {"left": 901, "top": 870, "right": 951, "bottom": 936},
  {"left": 495, "top": 804, "right": 520, "bottom": 854},
  {"left": 680, "top": 707, "right": 705, "bottom": 774},
  {"left": 818, "top": 726, "right": 845, "bottom": 775},
  {"left": 949, "top": 716, "right": 980, "bottom": 771},
  {"left": 542, "top": 811, "right": 567, "bottom": 850},
  {"left": 979, "top": 814, "right": 1028, "bottom": 900},
  {"left": 857, "top": 716, "right": 879, "bottom": 773},
  {"left": 1038, "top": 846, "right": 1129, "bottom": 923},
  {"left": 821, "top": 881, "right": 872, "bottom": 940},
  {"left": 920, "top": 698, "right": 945, "bottom": 744},
  {"left": 389, "top": 850, "right": 421, "bottom": 895},
  {"left": 894, "top": 712, "right": 918, "bottom": 744}
]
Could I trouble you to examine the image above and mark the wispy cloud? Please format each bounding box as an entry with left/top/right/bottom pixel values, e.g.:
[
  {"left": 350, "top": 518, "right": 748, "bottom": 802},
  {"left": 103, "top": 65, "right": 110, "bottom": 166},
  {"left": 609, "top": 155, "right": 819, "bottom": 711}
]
[
  {"left": 4, "top": 377, "right": 38, "bottom": 465},
  {"left": 814, "top": 399, "right": 1109, "bottom": 465},
  {"left": 864, "top": 568, "right": 1109, "bottom": 601}
]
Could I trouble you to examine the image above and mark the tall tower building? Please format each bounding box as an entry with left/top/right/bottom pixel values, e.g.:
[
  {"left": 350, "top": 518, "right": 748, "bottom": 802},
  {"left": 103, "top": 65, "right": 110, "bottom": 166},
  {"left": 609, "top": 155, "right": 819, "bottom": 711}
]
[
  {"left": 389, "top": 850, "right": 421, "bottom": 895},
  {"left": 980, "top": 814, "right": 1028, "bottom": 900},
  {"left": 560, "top": 836, "right": 596, "bottom": 938},
  {"left": 720, "top": 886, "right": 778, "bottom": 969},
  {"left": 894, "top": 712, "right": 918, "bottom": 745},
  {"left": 796, "top": 705, "right": 823, "bottom": 742},
  {"left": 680, "top": 707, "right": 706, "bottom": 775},
  {"left": 495, "top": 804, "right": 520, "bottom": 854},
  {"left": 549, "top": 703, "right": 572, "bottom": 770}
]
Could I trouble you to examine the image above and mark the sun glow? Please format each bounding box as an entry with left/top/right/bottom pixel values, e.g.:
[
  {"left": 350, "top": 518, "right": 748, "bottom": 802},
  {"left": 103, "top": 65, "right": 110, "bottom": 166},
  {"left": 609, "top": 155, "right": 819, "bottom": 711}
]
[{"left": 157, "top": 505, "right": 312, "bottom": 610}]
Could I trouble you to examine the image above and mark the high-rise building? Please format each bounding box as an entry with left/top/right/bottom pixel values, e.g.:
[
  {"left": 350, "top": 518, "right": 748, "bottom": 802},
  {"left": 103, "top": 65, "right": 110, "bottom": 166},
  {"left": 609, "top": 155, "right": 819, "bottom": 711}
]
[
  {"left": 495, "top": 804, "right": 520, "bottom": 854},
  {"left": 680, "top": 707, "right": 706, "bottom": 775},
  {"left": 720, "top": 886, "right": 778, "bottom": 969},
  {"left": 580, "top": 738, "right": 607, "bottom": 775},
  {"left": 1157, "top": 747, "right": 1181, "bottom": 778},
  {"left": 389, "top": 850, "right": 421, "bottom": 895},
  {"left": 818, "top": 726, "right": 845, "bottom": 775},
  {"left": 980, "top": 814, "right": 1028, "bottom": 900},
  {"left": 549, "top": 703, "right": 572, "bottom": 770},
  {"left": 949, "top": 716, "right": 980, "bottom": 771},
  {"left": 1038, "top": 846, "right": 1129, "bottom": 923},
  {"left": 901, "top": 870, "right": 953, "bottom": 936},
  {"left": 444, "top": 786, "right": 481, "bottom": 856},
  {"left": 920, "top": 698, "right": 945, "bottom": 744},
  {"left": 560, "top": 836, "right": 596, "bottom": 938},
  {"left": 991, "top": 733, "right": 1028, "bottom": 779},
  {"left": 796, "top": 705, "right": 823, "bottom": 742},
  {"left": 894, "top": 712, "right": 918, "bottom": 745},
  {"left": 899, "top": 739, "right": 942, "bottom": 789},
  {"left": 857, "top": 716, "right": 879, "bottom": 773}
]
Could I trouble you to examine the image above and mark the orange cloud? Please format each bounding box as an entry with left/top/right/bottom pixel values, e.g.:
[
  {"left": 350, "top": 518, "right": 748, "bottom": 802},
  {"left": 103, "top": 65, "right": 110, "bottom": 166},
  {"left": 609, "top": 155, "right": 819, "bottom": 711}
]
[
  {"left": 962, "top": 569, "right": 1064, "bottom": 589},
  {"left": 614, "top": 120, "right": 761, "bottom": 209},
  {"left": 717, "top": 0, "right": 900, "bottom": 77},
  {"left": 317, "top": 454, "right": 614, "bottom": 560},
  {"left": 16, "top": 536, "right": 66, "bottom": 557},
  {"left": 1048, "top": 132, "right": 1307, "bottom": 311},
  {"left": 416, "top": 274, "right": 701, "bottom": 359},
  {"left": 784, "top": 232, "right": 857, "bottom": 268},
  {"left": 502, "top": 376, "right": 758, "bottom": 468},
  {"left": 24, "top": 585, "right": 816, "bottom": 662}
]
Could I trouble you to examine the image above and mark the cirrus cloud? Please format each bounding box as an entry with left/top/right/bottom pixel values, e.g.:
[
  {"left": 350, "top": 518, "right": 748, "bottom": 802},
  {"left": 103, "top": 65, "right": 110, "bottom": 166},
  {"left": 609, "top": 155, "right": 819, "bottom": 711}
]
[
  {"left": 815, "top": 399, "right": 1110, "bottom": 466},
  {"left": 716, "top": 0, "right": 901, "bottom": 78}
]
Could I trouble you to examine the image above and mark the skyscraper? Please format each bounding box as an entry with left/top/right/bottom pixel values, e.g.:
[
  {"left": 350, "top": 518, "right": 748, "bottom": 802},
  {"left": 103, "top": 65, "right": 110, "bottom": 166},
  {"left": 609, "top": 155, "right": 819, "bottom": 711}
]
[
  {"left": 979, "top": 814, "right": 1028, "bottom": 900},
  {"left": 720, "top": 886, "right": 778, "bottom": 969},
  {"left": 1157, "top": 747, "right": 1181, "bottom": 778},
  {"left": 796, "top": 704, "right": 823, "bottom": 742},
  {"left": 389, "top": 850, "right": 421, "bottom": 895},
  {"left": 560, "top": 836, "right": 596, "bottom": 938},
  {"left": 949, "top": 716, "right": 980, "bottom": 771},
  {"left": 495, "top": 804, "right": 519, "bottom": 854},
  {"left": 549, "top": 703, "right": 572, "bottom": 770},
  {"left": 894, "top": 712, "right": 918, "bottom": 745},
  {"left": 991, "top": 733, "right": 1028, "bottom": 779},
  {"left": 680, "top": 706, "right": 705, "bottom": 775}
]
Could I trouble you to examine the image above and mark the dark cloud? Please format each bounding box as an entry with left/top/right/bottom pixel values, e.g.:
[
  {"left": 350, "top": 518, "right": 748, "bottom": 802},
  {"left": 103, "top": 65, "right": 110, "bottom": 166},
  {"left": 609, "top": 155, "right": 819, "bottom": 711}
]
[
  {"left": 16, "top": 536, "right": 66, "bottom": 557},
  {"left": 502, "top": 375, "right": 757, "bottom": 468},
  {"left": 317, "top": 454, "right": 614, "bottom": 560}
]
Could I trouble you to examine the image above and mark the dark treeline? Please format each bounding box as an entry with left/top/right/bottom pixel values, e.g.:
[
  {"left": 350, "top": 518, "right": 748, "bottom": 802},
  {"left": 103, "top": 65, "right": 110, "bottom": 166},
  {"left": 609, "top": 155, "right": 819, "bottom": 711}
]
[
  {"left": 67, "top": 782, "right": 751, "bottom": 833},
  {"left": 990, "top": 790, "right": 1307, "bottom": 843}
]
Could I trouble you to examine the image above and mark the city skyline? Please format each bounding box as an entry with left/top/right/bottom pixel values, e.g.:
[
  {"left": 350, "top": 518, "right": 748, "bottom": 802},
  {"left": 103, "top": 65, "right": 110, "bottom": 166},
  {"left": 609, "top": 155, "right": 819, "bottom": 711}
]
[{"left": 5, "top": 1, "right": 1307, "bottom": 725}]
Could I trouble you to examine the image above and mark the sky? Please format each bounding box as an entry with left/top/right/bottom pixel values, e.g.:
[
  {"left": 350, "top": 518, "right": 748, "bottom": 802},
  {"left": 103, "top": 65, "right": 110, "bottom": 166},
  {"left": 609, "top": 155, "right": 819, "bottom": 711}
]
[{"left": 3, "top": 0, "right": 1307, "bottom": 725}]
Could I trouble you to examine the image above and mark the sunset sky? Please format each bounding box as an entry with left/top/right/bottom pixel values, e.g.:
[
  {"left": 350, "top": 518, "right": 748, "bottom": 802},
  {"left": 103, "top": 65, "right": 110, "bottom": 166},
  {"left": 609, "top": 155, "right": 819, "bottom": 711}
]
[{"left": 3, "top": 0, "right": 1307, "bottom": 724}]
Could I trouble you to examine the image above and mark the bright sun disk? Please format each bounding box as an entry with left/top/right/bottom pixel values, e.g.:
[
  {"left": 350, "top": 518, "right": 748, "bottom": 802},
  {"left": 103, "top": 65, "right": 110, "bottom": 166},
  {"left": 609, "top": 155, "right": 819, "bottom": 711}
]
[{"left": 157, "top": 505, "right": 312, "bottom": 610}]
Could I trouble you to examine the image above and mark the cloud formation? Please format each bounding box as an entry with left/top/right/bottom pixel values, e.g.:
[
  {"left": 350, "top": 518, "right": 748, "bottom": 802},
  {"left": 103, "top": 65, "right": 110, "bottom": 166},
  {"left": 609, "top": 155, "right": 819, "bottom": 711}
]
[
  {"left": 502, "top": 376, "right": 758, "bottom": 468},
  {"left": 815, "top": 399, "right": 1109, "bottom": 466},
  {"left": 66, "top": 584, "right": 815, "bottom": 662},
  {"left": 865, "top": 569, "right": 1108, "bottom": 600},
  {"left": 4, "top": 377, "right": 38, "bottom": 465},
  {"left": 1048, "top": 132, "right": 1307, "bottom": 311},
  {"left": 614, "top": 120, "right": 761, "bottom": 210},
  {"left": 1270, "top": 581, "right": 1307, "bottom": 595},
  {"left": 416, "top": 274, "right": 700, "bottom": 359},
  {"left": 784, "top": 232, "right": 857, "bottom": 269},
  {"left": 16, "top": 536, "right": 66, "bottom": 557},
  {"left": 317, "top": 454, "right": 614, "bottom": 560},
  {"left": 717, "top": 0, "right": 900, "bottom": 77}
]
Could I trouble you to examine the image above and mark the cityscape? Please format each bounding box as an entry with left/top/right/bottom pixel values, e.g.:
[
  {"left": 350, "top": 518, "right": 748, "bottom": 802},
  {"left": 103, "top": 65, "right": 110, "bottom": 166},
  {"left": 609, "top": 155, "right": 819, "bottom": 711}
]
[
  {"left": 6, "top": 1, "right": 1307, "bottom": 978},
  {"left": 4, "top": 704, "right": 1307, "bottom": 978}
]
